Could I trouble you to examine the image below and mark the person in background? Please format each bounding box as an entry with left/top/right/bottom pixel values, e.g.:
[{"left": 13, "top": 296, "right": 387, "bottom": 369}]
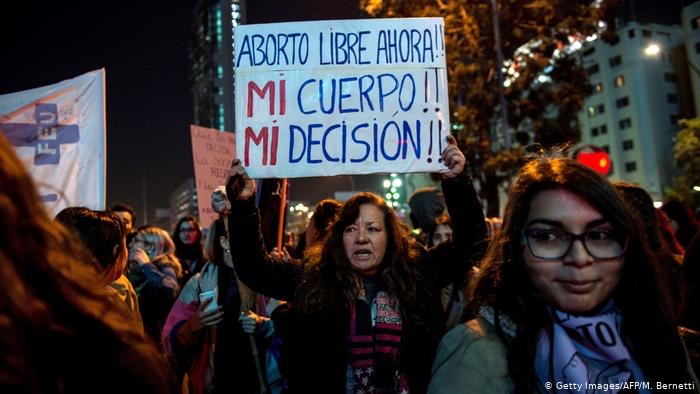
[
  {"left": 662, "top": 199, "right": 700, "bottom": 249},
  {"left": 615, "top": 181, "right": 684, "bottom": 319},
  {"left": 293, "top": 198, "right": 342, "bottom": 259},
  {"left": 428, "top": 213, "right": 487, "bottom": 330},
  {"left": 55, "top": 207, "right": 143, "bottom": 331},
  {"left": 162, "top": 196, "right": 280, "bottom": 394},
  {"left": 408, "top": 186, "right": 446, "bottom": 245},
  {"left": 112, "top": 203, "right": 137, "bottom": 234},
  {"left": 224, "top": 135, "right": 487, "bottom": 393},
  {"left": 173, "top": 215, "right": 205, "bottom": 287},
  {"left": 128, "top": 225, "right": 181, "bottom": 346},
  {"left": 429, "top": 156, "right": 698, "bottom": 393},
  {"left": 0, "top": 132, "right": 176, "bottom": 393}
]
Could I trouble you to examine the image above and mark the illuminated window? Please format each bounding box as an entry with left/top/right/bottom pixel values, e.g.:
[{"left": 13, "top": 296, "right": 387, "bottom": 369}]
[
  {"left": 217, "top": 65, "right": 224, "bottom": 79},
  {"left": 614, "top": 75, "right": 625, "bottom": 87},
  {"left": 594, "top": 83, "right": 603, "bottom": 93}
]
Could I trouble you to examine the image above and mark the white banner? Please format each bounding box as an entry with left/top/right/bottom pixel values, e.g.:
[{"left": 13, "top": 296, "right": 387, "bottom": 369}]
[
  {"left": 0, "top": 69, "right": 106, "bottom": 216},
  {"left": 235, "top": 18, "right": 450, "bottom": 178}
]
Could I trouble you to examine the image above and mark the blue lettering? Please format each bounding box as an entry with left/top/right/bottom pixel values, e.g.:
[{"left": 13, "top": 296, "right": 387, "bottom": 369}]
[
  {"left": 399, "top": 74, "right": 415, "bottom": 111},
  {"left": 423, "top": 29, "right": 435, "bottom": 62},
  {"left": 307, "top": 124, "right": 322, "bottom": 164},
  {"left": 338, "top": 77, "right": 359, "bottom": 113},
  {"left": 358, "top": 31, "right": 370, "bottom": 64},
  {"left": 351, "top": 123, "right": 370, "bottom": 163},
  {"left": 319, "top": 79, "right": 336, "bottom": 114},
  {"left": 358, "top": 75, "right": 375, "bottom": 111},
  {"left": 322, "top": 124, "right": 340, "bottom": 162},
  {"left": 297, "top": 79, "right": 316, "bottom": 114},
  {"left": 378, "top": 73, "right": 398, "bottom": 112},
  {"left": 381, "top": 121, "right": 401, "bottom": 161},
  {"left": 289, "top": 125, "right": 306, "bottom": 163},
  {"left": 402, "top": 120, "right": 421, "bottom": 159}
]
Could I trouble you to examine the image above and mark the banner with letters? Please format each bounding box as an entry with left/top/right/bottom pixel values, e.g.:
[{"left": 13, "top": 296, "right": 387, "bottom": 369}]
[
  {"left": 0, "top": 69, "right": 106, "bottom": 217},
  {"left": 235, "top": 18, "right": 450, "bottom": 179},
  {"left": 190, "top": 125, "right": 236, "bottom": 229}
]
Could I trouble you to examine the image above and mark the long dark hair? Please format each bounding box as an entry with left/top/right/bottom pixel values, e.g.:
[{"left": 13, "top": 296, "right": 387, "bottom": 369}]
[
  {"left": 172, "top": 215, "right": 203, "bottom": 262},
  {"left": 296, "top": 192, "right": 431, "bottom": 329},
  {"left": 468, "top": 156, "right": 688, "bottom": 393},
  {"left": 0, "top": 133, "right": 174, "bottom": 392}
]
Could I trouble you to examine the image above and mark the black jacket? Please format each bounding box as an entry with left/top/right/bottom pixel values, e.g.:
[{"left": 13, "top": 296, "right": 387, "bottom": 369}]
[{"left": 227, "top": 172, "right": 486, "bottom": 393}]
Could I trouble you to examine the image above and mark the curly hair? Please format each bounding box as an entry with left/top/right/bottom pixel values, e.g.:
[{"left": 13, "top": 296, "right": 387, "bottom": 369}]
[
  {"left": 296, "top": 192, "right": 432, "bottom": 330},
  {"left": 467, "top": 156, "right": 689, "bottom": 393}
]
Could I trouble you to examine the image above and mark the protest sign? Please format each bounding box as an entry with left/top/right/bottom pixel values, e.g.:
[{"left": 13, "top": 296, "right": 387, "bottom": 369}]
[
  {"left": 235, "top": 18, "right": 449, "bottom": 178},
  {"left": 0, "top": 69, "right": 106, "bottom": 216},
  {"left": 190, "top": 125, "right": 236, "bottom": 229}
]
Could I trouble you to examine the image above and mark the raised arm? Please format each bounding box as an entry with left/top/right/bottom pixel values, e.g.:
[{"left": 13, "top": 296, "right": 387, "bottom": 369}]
[{"left": 222, "top": 160, "right": 302, "bottom": 301}]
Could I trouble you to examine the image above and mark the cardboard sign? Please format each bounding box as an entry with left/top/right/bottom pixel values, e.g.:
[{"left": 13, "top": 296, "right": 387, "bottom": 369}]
[
  {"left": 235, "top": 18, "right": 450, "bottom": 178},
  {"left": 190, "top": 125, "right": 236, "bottom": 229}
]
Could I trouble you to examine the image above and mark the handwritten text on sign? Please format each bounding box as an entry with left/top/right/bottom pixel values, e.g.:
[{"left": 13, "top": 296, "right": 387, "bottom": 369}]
[
  {"left": 235, "top": 18, "right": 450, "bottom": 178},
  {"left": 190, "top": 125, "right": 236, "bottom": 229}
]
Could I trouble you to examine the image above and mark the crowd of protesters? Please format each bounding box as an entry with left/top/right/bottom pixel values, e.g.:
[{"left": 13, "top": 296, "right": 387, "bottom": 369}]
[{"left": 2, "top": 128, "right": 700, "bottom": 393}]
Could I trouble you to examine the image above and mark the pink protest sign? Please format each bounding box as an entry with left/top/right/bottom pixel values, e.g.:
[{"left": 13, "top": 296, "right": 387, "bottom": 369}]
[{"left": 190, "top": 125, "right": 236, "bottom": 229}]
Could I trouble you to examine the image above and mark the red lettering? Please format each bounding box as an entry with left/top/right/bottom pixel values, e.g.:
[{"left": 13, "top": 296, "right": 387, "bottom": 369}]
[
  {"left": 280, "top": 80, "right": 286, "bottom": 115},
  {"left": 244, "top": 126, "right": 269, "bottom": 166},
  {"left": 247, "top": 81, "right": 275, "bottom": 117},
  {"left": 270, "top": 126, "right": 279, "bottom": 165}
]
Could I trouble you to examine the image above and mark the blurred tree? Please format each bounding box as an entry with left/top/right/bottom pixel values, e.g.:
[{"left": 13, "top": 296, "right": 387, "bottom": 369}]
[
  {"left": 361, "top": 0, "right": 621, "bottom": 216},
  {"left": 668, "top": 118, "right": 700, "bottom": 209}
]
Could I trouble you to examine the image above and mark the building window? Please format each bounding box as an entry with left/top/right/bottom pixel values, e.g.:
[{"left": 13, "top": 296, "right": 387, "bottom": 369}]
[
  {"left": 625, "top": 161, "right": 637, "bottom": 172},
  {"left": 616, "top": 97, "right": 630, "bottom": 108},
  {"left": 601, "top": 125, "right": 608, "bottom": 134},
  {"left": 695, "top": 42, "right": 700, "bottom": 54},
  {"left": 692, "top": 16, "right": 700, "bottom": 29},
  {"left": 587, "top": 64, "right": 600, "bottom": 75},
  {"left": 609, "top": 55, "right": 622, "bottom": 67},
  {"left": 594, "top": 83, "right": 603, "bottom": 93},
  {"left": 217, "top": 65, "right": 224, "bottom": 79},
  {"left": 664, "top": 73, "right": 677, "bottom": 83},
  {"left": 642, "top": 29, "right": 652, "bottom": 38},
  {"left": 619, "top": 118, "right": 632, "bottom": 130},
  {"left": 667, "top": 94, "right": 677, "bottom": 103},
  {"left": 628, "top": 29, "right": 635, "bottom": 38},
  {"left": 614, "top": 75, "right": 625, "bottom": 87},
  {"left": 587, "top": 106, "right": 597, "bottom": 117},
  {"left": 583, "top": 47, "right": 596, "bottom": 57},
  {"left": 602, "top": 145, "right": 610, "bottom": 153},
  {"left": 622, "top": 140, "right": 634, "bottom": 150},
  {"left": 597, "top": 104, "right": 605, "bottom": 114},
  {"left": 592, "top": 127, "right": 599, "bottom": 136},
  {"left": 671, "top": 114, "right": 678, "bottom": 125}
]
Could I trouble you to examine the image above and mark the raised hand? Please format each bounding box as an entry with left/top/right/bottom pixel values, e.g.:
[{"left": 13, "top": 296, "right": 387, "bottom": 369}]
[
  {"left": 225, "top": 159, "right": 256, "bottom": 201},
  {"left": 440, "top": 135, "right": 466, "bottom": 179}
]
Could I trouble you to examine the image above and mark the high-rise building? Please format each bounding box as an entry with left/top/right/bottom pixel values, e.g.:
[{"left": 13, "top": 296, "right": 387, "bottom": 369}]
[
  {"left": 577, "top": 21, "right": 688, "bottom": 200},
  {"left": 190, "top": 0, "right": 246, "bottom": 132},
  {"left": 170, "top": 177, "right": 198, "bottom": 229},
  {"left": 682, "top": 1, "right": 700, "bottom": 116}
]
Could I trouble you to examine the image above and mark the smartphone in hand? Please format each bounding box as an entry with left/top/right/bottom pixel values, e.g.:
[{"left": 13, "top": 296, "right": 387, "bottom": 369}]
[{"left": 199, "top": 290, "right": 218, "bottom": 313}]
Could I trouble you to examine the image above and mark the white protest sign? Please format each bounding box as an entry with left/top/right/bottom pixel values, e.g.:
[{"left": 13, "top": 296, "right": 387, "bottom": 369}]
[
  {"left": 190, "top": 125, "right": 236, "bottom": 229},
  {"left": 235, "top": 18, "right": 449, "bottom": 179}
]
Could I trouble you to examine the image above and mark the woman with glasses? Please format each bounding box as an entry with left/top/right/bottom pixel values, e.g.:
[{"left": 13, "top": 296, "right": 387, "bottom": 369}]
[
  {"left": 429, "top": 156, "right": 698, "bottom": 393},
  {"left": 173, "top": 215, "right": 205, "bottom": 287}
]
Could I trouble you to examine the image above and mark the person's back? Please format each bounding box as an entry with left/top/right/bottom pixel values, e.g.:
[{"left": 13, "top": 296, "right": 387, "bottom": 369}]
[{"left": 0, "top": 133, "right": 176, "bottom": 393}]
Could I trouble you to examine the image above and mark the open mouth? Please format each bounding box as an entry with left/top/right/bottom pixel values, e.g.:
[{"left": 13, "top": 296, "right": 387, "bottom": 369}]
[{"left": 353, "top": 249, "right": 373, "bottom": 259}]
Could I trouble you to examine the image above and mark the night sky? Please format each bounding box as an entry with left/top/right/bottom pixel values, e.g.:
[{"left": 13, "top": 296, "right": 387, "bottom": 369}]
[
  {"left": 1, "top": 0, "right": 367, "bottom": 224},
  {"left": 2, "top": 0, "right": 684, "bottom": 224}
]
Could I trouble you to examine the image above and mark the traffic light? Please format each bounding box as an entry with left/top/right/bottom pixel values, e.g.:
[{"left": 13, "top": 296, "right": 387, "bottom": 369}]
[{"left": 573, "top": 145, "right": 611, "bottom": 176}]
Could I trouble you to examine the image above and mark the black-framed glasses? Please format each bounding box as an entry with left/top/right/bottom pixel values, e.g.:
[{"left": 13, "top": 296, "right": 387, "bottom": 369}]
[{"left": 522, "top": 228, "right": 628, "bottom": 260}]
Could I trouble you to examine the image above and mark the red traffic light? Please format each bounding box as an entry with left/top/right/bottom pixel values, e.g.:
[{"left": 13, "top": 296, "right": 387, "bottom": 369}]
[{"left": 574, "top": 146, "right": 611, "bottom": 176}]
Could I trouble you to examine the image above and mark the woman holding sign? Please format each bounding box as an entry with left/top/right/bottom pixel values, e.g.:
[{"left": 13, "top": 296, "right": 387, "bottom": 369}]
[
  {"left": 224, "top": 135, "right": 486, "bottom": 393},
  {"left": 429, "top": 155, "right": 699, "bottom": 393}
]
